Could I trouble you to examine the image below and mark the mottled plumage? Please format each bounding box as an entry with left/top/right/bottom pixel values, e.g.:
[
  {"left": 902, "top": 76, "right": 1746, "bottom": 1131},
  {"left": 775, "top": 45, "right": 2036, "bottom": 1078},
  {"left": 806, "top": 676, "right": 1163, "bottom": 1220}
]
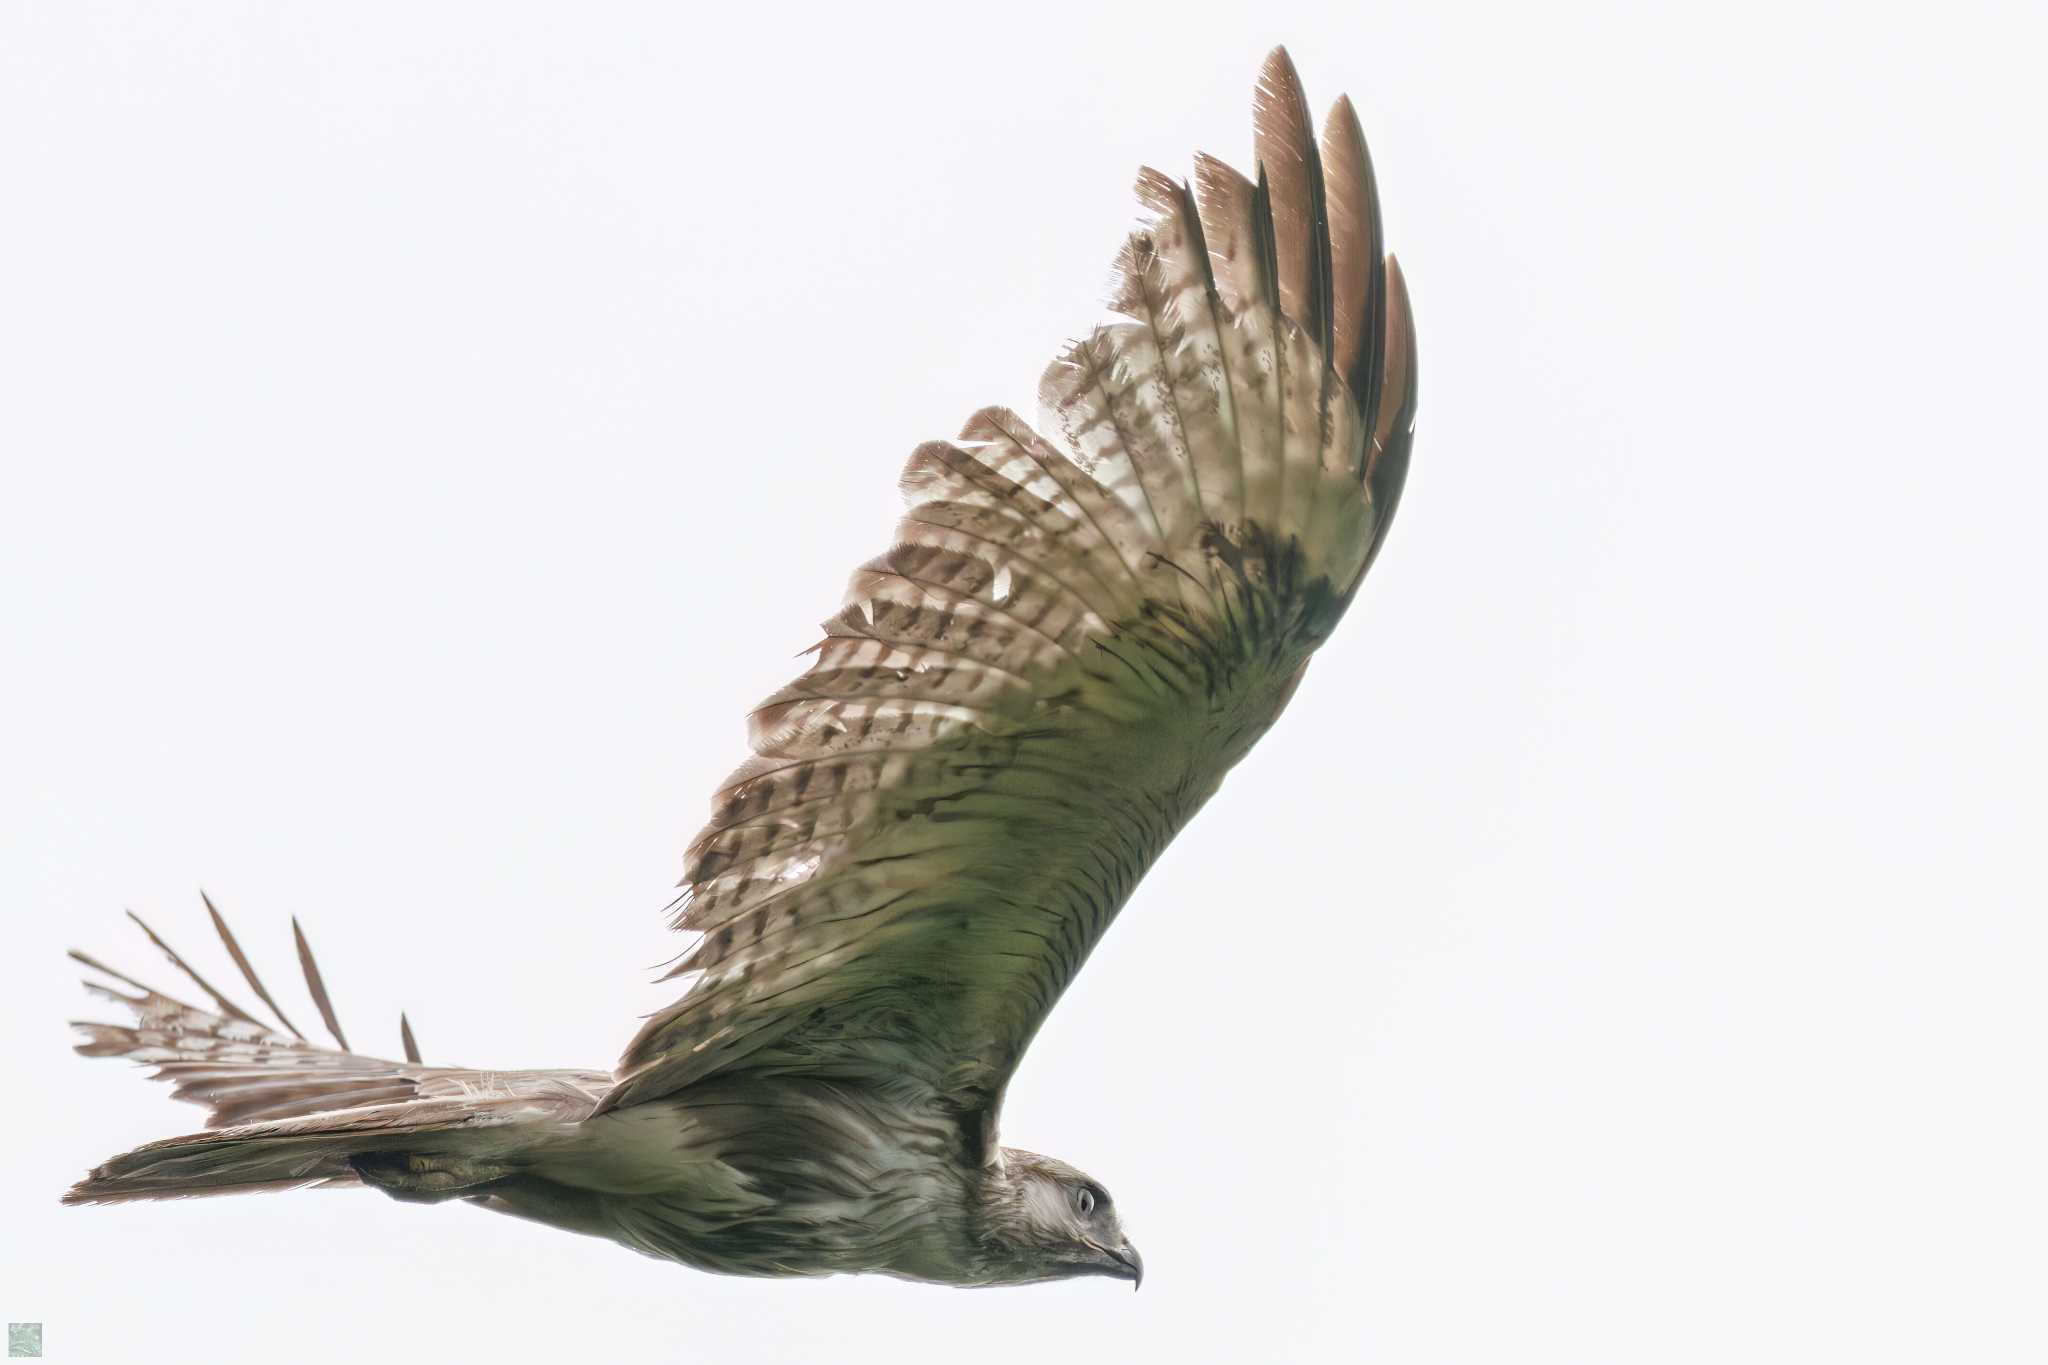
[{"left": 65, "top": 48, "right": 1416, "bottom": 1289}]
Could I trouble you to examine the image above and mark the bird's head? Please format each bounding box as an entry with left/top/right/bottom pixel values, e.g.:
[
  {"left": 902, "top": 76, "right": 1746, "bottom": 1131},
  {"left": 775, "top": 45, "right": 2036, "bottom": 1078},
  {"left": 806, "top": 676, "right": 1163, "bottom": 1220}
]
[{"left": 976, "top": 1148, "right": 1143, "bottom": 1289}]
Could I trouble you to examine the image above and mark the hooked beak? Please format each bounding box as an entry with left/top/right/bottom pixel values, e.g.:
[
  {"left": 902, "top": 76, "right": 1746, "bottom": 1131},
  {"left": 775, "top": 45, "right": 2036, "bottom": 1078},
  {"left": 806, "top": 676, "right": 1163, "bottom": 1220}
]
[{"left": 1107, "top": 1241, "right": 1143, "bottom": 1291}]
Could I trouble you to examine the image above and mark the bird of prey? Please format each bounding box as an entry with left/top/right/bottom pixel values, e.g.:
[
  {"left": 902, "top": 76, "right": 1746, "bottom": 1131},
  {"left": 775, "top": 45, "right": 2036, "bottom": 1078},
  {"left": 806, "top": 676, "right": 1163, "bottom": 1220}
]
[{"left": 64, "top": 47, "right": 1417, "bottom": 1290}]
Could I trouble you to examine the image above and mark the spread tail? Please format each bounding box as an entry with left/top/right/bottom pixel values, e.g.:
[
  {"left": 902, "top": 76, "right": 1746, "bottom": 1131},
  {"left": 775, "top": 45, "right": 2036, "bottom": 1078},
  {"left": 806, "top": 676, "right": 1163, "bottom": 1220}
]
[{"left": 65, "top": 896, "right": 610, "bottom": 1205}]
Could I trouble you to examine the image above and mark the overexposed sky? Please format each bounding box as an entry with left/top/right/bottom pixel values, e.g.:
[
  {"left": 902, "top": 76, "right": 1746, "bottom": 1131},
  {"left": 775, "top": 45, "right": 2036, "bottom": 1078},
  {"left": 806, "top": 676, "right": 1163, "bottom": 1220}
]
[{"left": 4, "top": 3, "right": 2044, "bottom": 1361}]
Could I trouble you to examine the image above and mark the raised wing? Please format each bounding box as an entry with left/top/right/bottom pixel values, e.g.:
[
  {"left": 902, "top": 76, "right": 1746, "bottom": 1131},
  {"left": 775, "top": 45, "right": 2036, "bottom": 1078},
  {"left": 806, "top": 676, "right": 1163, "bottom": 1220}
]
[{"left": 600, "top": 51, "right": 1417, "bottom": 1134}]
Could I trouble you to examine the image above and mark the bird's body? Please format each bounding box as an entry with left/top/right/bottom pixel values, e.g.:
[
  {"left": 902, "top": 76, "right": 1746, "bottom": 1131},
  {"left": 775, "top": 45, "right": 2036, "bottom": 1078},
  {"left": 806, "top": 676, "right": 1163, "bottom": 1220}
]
[
  {"left": 63, "top": 48, "right": 1416, "bottom": 1289},
  {"left": 476, "top": 1081, "right": 990, "bottom": 1284}
]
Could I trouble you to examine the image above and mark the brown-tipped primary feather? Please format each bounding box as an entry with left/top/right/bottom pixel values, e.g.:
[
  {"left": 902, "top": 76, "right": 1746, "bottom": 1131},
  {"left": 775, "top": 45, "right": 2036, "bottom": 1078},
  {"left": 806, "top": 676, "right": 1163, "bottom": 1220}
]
[
  {"left": 203, "top": 891, "right": 307, "bottom": 1041},
  {"left": 291, "top": 917, "right": 349, "bottom": 1051},
  {"left": 1251, "top": 47, "right": 1332, "bottom": 357},
  {"left": 1371, "top": 255, "right": 1418, "bottom": 480},
  {"left": 1189, "top": 153, "right": 1286, "bottom": 536},
  {"left": 1361, "top": 255, "right": 1419, "bottom": 579},
  {"left": 1321, "top": 94, "right": 1386, "bottom": 420},
  {"left": 124, "top": 909, "right": 261, "bottom": 1026},
  {"left": 400, "top": 1012, "right": 422, "bottom": 1065},
  {"left": 1118, "top": 166, "right": 1244, "bottom": 546},
  {"left": 1192, "top": 152, "right": 1271, "bottom": 315}
]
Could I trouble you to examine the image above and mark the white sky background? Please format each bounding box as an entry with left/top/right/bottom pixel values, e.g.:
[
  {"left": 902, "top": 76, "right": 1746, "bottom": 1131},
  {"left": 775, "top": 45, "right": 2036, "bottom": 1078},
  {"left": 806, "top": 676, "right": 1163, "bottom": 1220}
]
[{"left": 3, "top": 3, "right": 2044, "bottom": 1361}]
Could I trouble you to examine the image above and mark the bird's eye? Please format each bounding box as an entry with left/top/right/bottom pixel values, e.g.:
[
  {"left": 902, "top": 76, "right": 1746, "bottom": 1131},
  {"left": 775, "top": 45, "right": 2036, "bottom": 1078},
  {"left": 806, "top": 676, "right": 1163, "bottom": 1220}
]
[{"left": 1075, "top": 1186, "right": 1096, "bottom": 1217}]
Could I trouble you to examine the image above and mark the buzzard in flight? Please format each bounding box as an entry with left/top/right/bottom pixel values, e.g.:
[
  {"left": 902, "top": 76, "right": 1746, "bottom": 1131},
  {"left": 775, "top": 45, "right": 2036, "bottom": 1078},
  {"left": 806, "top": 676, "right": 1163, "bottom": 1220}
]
[{"left": 66, "top": 47, "right": 1417, "bottom": 1289}]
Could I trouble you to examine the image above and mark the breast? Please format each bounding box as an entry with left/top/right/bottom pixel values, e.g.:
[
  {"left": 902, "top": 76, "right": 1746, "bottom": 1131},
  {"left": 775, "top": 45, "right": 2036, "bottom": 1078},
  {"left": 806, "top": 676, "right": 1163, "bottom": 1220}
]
[{"left": 541, "top": 1078, "right": 983, "bottom": 1282}]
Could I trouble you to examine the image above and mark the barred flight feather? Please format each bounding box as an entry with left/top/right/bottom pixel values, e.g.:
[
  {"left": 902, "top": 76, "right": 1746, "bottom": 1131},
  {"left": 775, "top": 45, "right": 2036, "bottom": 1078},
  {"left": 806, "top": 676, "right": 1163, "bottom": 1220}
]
[{"left": 604, "top": 47, "right": 1417, "bottom": 1118}]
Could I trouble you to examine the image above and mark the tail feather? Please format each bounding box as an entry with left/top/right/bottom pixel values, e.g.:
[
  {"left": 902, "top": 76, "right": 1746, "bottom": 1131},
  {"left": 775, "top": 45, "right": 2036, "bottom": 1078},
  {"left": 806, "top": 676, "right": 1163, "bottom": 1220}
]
[
  {"left": 204, "top": 889, "right": 307, "bottom": 1040},
  {"left": 290, "top": 915, "right": 351, "bottom": 1050},
  {"left": 66, "top": 898, "right": 608, "bottom": 1204},
  {"left": 64, "top": 1096, "right": 563, "bottom": 1206}
]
